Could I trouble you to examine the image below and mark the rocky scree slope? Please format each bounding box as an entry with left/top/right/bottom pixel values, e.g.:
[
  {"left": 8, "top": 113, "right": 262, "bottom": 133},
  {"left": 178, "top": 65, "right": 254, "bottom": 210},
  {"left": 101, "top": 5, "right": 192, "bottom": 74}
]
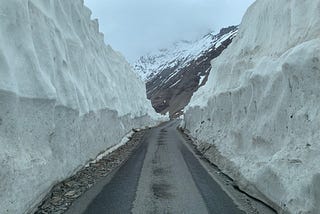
[
  {"left": 133, "top": 26, "right": 238, "bottom": 117},
  {"left": 0, "top": 0, "right": 160, "bottom": 213},
  {"left": 185, "top": 0, "right": 320, "bottom": 213}
]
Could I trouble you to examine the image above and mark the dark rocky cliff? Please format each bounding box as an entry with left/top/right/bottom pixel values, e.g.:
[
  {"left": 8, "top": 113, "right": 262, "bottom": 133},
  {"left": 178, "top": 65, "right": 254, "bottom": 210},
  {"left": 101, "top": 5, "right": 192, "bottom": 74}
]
[{"left": 143, "top": 26, "right": 238, "bottom": 118}]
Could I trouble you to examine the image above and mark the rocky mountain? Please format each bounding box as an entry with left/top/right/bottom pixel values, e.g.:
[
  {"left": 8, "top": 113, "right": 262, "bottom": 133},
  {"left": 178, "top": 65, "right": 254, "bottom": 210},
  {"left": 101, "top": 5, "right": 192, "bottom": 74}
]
[{"left": 133, "top": 26, "right": 238, "bottom": 117}]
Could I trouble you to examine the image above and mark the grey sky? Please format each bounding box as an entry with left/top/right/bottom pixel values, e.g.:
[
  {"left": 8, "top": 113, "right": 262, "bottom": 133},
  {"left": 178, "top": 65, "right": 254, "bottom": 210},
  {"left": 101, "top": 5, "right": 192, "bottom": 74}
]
[{"left": 84, "top": 0, "right": 255, "bottom": 62}]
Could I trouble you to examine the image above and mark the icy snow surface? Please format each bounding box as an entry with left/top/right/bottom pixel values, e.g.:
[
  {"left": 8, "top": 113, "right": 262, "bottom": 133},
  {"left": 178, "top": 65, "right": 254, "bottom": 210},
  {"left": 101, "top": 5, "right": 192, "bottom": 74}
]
[
  {"left": 133, "top": 30, "right": 237, "bottom": 81},
  {"left": 185, "top": 0, "right": 320, "bottom": 213},
  {"left": 0, "top": 0, "right": 163, "bottom": 213}
]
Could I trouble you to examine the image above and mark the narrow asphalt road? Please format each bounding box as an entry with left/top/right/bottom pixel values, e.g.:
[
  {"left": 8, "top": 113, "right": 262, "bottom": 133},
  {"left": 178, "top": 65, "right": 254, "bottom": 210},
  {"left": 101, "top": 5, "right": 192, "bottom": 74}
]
[{"left": 68, "top": 121, "right": 245, "bottom": 214}]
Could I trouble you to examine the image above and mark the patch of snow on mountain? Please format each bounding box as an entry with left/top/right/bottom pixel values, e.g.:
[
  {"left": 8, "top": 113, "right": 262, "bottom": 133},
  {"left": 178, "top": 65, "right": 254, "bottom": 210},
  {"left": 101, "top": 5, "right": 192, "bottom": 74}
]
[
  {"left": 133, "top": 29, "right": 238, "bottom": 81},
  {"left": 198, "top": 75, "right": 206, "bottom": 86}
]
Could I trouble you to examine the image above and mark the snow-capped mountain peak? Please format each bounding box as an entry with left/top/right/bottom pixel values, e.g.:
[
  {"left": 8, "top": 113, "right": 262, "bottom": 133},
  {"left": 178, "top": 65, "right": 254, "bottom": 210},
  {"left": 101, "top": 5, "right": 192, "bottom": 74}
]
[
  {"left": 133, "top": 26, "right": 238, "bottom": 82},
  {"left": 133, "top": 26, "right": 238, "bottom": 117}
]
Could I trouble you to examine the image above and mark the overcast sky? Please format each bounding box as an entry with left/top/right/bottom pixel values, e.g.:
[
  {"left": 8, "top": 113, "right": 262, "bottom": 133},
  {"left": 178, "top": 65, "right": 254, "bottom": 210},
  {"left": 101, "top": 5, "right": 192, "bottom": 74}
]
[{"left": 84, "top": 0, "right": 255, "bottom": 62}]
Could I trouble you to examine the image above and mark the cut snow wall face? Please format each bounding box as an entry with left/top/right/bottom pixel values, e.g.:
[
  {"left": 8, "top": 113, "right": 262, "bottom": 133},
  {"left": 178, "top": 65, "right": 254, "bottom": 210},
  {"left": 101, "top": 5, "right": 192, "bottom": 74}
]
[
  {"left": 0, "top": 91, "right": 155, "bottom": 213},
  {"left": 0, "top": 0, "right": 157, "bottom": 117},
  {"left": 185, "top": 0, "right": 320, "bottom": 213},
  {"left": 0, "top": 0, "right": 161, "bottom": 213}
]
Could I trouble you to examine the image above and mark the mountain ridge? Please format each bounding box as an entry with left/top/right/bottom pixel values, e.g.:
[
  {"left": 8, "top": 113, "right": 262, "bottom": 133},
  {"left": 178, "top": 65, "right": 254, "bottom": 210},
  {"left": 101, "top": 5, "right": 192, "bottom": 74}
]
[{"left": 133, "top": 26, "right": 238, "bottom": 117}]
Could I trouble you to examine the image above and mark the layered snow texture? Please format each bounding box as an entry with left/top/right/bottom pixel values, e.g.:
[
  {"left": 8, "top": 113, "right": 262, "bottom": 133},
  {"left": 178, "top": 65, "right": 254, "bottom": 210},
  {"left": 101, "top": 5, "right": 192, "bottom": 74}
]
[
  {"left": 185, "top": 0, "right": 320, "bottom": 213},
  {"left": 133, "top": 29, "right": 237, "bottom": 81},
  {"left": 0, "top": 0, "right": 160, "bottom": 213}
]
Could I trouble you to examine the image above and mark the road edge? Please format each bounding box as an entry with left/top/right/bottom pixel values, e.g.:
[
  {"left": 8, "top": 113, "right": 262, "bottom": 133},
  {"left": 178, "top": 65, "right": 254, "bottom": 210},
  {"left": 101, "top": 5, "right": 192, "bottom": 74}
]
[
  {"left": 177, "top": 127, "right": 278, "bottom": 214},
  {"left": 32, "top": 129, "right": 149, "bottom": 214}
]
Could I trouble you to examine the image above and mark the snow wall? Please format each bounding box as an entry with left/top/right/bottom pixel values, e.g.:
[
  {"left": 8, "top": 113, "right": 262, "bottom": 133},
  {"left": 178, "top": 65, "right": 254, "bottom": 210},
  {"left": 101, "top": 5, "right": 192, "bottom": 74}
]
[
  {"left": 185, "top": 0, "right": 320, "bottom": 213},
  {"left": 0, "top": 0, "right": 162, "bottom": 213}
]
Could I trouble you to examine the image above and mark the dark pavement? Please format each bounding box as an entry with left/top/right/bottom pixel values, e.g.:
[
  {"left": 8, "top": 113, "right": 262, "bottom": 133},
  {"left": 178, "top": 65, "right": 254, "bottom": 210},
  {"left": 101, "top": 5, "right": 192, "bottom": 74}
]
[{"left": 68, "top": 121, "right": 245, "bottom": 214}]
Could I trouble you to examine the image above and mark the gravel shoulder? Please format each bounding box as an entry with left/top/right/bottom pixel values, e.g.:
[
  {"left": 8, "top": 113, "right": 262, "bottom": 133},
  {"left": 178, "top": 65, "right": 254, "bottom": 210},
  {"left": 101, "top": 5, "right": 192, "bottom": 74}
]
[{"left": 32, "top": 129, "right": 148, "bottom": 214}]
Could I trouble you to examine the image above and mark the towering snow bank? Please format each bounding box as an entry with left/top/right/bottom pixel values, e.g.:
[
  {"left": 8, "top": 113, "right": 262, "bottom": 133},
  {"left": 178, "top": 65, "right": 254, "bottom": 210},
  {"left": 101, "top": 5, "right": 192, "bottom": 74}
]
[
  {"left": 185, "top": 0, "right": 320, "bottom": 213},
  {"left": 0, "top": 0, "right": 156, "bottom": 117},
  {"left": 0, "top": 0, "right": 161, "bottom": 213}
]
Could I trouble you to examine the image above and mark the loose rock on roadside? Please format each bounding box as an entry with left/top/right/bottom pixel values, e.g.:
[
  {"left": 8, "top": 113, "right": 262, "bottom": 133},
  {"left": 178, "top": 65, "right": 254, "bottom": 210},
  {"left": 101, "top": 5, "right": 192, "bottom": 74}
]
[{"left": 32, "top": 129, "right": 146, "bottom": 214}]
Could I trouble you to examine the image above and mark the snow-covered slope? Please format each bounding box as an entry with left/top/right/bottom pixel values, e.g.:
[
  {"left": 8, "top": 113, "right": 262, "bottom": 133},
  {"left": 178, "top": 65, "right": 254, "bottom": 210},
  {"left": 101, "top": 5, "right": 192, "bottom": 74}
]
[
  {"left": 185, "top": 0, "right": 320, "bottom": 213},
  {"left": 0, "top": 0, "right": 161, "bottom": 213},
  {"left": 134, "top": 27, "right": 238, "bottom": 117},
  {"left": 134, "top": 27, "right": 238, "bottom": 82}
]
